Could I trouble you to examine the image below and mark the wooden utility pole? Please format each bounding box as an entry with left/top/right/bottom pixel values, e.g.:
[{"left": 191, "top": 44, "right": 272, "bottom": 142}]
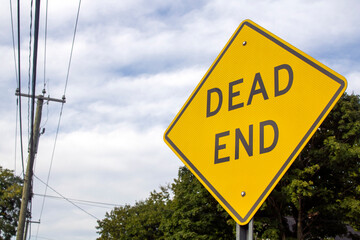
[
  {"left": 16, "top": 0, "right": 41, "bottom": 238},
  {"left": 16, "top": 96, "right": 43, "bottom": 240},
  {"left": 15, "top": 0, "right": 66, "bottom": 238},
  {"left": 15, "top": 92, "right": 65, "bottom": 240},
  {"left": 16, "top": 0, "right": 41, "bottom": 237}
]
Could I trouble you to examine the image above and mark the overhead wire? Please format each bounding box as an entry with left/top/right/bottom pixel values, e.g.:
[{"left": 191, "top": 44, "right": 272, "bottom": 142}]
[
  {"left": 15, "top": 99, "right": 19, "bottom": 172},
  {"left": 9, "top": 0, "right": 18, "bottom": 85},
  {"left": 34, "top": 175, "right": 99, "bottom": 220},
  {"left": 24, "top": 0, "right": 41, "bottom": 238},
  {"left": 36, "top": 0, "right": 49, "bottom": 227},
  {"left": 42, "top": 0, "right": 48, "bottom": 91},
  {"left": 27, "top": 199, "right": 33, "bottom": 240},
  {"left": 10, "top": 0, "right": 25, "bottom": 177},
  {"left": 11, "top": 0, "right": 86, "bottom": 236},
  {"left": 36, "top": 0, "right": 83, "bottom": 237},
  {"left": 64, "top": 0, "right": 82, "bottom": 95},
  {"left": 9, "top": 0, "right": 19, "bottom": 174},
  {"left": 17, "top": 0, "right": 25, "bottom": 178},
  {"left": 30, "top": 235, "right": 54, "bottom": 240},
  {"left": 33, "top": 193, "right": 122, "bottom": 209},
  {"left": 28, "top": 0, "right": 34, "bottom": 142},
  {"left": 39, "top": 0, "right": 49, "bottom": 131}
]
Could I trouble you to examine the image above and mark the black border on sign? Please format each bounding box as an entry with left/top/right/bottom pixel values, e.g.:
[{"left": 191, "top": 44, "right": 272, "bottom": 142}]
[{"left": 164, "top": 20, "right": 346, "bottom": 224}]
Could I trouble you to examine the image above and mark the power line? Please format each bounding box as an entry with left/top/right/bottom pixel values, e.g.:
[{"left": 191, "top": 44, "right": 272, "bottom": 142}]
[
  {"left": 34, "top": 175, "right": 100, "bottom": 220},
  {"left": 27, "top": 0, "right": 34, "bottom": 142},
  {"left": 30, "top": 235, "right": 54, "bottom": 240},
  {"left": 33, "top": 193, "right": 122, "bottom": 209},
  {"left": 10, "top": 0, "right": 26, "bottom": 177},
  {"left": 37, "top": 102, "right": 63, "bottom": 218},
  {"left": 16, "top": 0, "right": 42, "bottom": 237},
  {"left": 36, "top": 0, "right": 82, "bottom": 237},
  {"left": 15, "top": 99, "right": 18, "bottom": 172},
  {"left": 12, "top": 0, "right": 83, "bottom": 237},
  {"left": 9, "top": 0, "right": 18, "bottom": 85},
  {"left": 9, "top": 0, "right": 19, "bottom": 174},
  {"left": 42, "top": 0, "right": 48, "bottom": 90},
  {"left": 17, "top": 0, "right": 25, "bottom": 178},
  {"left": 39, "top": 0, "right": 49, "bottom": 133},
  {"left": 64, "top": 0, "right": 82, "bottom": 95},
  {"left": 35, "top": 101, "right": 65, "bottom": 239},
  {"left": 39, "top": 0, "right": 83, "bottom": 213},
  {"left": 16, "top": 91, "right": 65, "bottom": 240}
]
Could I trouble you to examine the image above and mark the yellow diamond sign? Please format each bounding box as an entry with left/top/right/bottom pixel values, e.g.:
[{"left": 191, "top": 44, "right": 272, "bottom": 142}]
[{"left": 164, "top": 19, "right": 347, "bottom": 225}]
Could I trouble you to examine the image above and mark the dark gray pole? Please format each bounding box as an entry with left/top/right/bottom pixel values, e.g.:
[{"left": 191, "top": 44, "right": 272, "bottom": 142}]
[
  {"left": 15, "top": 91, "right": 65, "bottom": 240},
  {"left": 16, "top": 97, "right": 43, "bottom": 240},
  {"left": 16, "top": 0, "right": 41, "bottom": 237},
  {"left": 236, "top": 219, "right": 253, "bottom": 240}
]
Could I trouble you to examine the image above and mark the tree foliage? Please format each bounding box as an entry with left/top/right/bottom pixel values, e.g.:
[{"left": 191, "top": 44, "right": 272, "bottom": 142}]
[
  {"left": 96, "top": 167, "right": 233, "bottom": 239},
  {"left": 96, "top": 93, "right": 360, "bottom": 240},
  {"left": 161, "top": 167, "right": 234, "bottom": 240},
  {"left": 97, "top": 186, "right": 170, "bottom": 240},
  {"left": 255, "top": 93, "right": 360, "bottom": 239},
  {"left": 0, "top": 167, "right": 22, "bottom": 240}
]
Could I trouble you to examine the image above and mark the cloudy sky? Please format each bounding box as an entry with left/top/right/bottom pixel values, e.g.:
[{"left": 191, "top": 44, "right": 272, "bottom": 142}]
[{"left": 1, "top": 0, "right": 360, "bottom": 239}]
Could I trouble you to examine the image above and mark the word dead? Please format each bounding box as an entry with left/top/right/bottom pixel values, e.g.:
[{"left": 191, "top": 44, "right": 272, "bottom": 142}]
[
  {"left": 206, "top": 64, "right": 293, "bottom": 117},
  {"left": 206, "top": 64, "right": 293, "bottom": 164}
]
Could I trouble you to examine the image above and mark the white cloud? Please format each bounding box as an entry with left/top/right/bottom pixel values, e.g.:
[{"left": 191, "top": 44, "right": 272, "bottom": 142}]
[
  {"left": 1, "top": 0, "right": 359, "bottom": 239},
  {"left": 31, "top": 124, "right": 180, "bottom": 239},
  {"left": 346, "top": 71, "right": 360, "bottom": 94}
]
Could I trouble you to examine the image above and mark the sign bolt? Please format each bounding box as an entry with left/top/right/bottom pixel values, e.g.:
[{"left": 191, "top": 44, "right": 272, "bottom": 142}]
[
  {"left": 242, "top": 41, "right": 247, "bottom": 46},
  {"left": 241, "top": 191, "right": 246, "bottom": 197}
]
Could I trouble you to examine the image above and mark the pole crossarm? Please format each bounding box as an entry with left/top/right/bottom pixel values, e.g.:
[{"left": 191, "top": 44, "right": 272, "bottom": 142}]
[
  {"left": 15, "top": 89, "right": 65, "bottom": 240},
  {"left": 15, "top": 88, "right": 66, "bottom": 103}
]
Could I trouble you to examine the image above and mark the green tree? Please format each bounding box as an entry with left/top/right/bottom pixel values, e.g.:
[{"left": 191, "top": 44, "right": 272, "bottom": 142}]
[
  {"left": 256, "top": 93, "right": 360, "bottom": 239},
  {"left": 161, "top": 166, "right": 234, "bottom": 240},
  {"left": 96, "top": 94, "right": 360, "bottom": 240},
  {"left": 0, "top": 167, "right": 22, "bottom": 240},
  {"left": 96, "top": 167, "right": 234, "bottom": 239},
  {"left": 96, "top": 186, "right": 170, "bottom": 240}
]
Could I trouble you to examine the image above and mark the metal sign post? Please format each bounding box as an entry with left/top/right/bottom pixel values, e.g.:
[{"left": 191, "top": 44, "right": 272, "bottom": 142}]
[{"left": 236, "top": 218, "right": 253, "bottom": 240}]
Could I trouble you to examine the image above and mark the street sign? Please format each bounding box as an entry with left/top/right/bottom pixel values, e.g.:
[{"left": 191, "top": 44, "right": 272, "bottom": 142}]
[{"left": 164, "top": 19, "right": 347, "bottom": 225}]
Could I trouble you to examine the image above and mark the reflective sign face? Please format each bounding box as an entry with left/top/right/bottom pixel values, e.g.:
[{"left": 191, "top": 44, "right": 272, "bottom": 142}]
[{"left": 164, "top": 19, "right": 347, "bottom": 225}]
